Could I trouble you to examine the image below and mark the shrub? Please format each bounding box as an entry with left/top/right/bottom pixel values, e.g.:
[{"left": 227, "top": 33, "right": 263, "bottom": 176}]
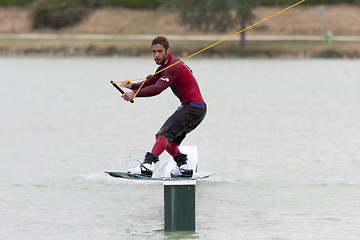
[
  {"left": 104, "top": 0, "right": 165, "bottom": 9},
  {"left": 32, "top": 0, "right": 88, "bottom": 29},
  {"left": 0, "top": 0, "right": 34, "bottom": 6}
]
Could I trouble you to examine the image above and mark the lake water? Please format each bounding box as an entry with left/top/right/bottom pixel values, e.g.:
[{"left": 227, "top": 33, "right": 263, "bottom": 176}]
[{"left": 1, "top": 57, "right": 360, "bottom": 240}]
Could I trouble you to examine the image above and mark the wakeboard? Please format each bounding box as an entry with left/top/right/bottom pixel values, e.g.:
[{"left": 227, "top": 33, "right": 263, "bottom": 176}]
[
  {"left": 106, "top": 146, "right": 212, "bottom": 181},
  {"left": 105, "top": 171, "right": 212, "bottom": 181}
]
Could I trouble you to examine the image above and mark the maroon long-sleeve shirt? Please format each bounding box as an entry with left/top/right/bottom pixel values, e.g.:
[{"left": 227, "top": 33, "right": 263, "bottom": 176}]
[{"left": 131, "top": 54, "right": 204, "bottom": 104}]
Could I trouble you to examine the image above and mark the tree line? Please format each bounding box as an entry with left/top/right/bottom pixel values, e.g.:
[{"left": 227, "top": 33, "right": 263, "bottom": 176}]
[
  {"left": 1, "top": 0, "right": 358, "bottom": 35},
  {"left": 1, "top": 0, "right": 360, "bottom": 7}
]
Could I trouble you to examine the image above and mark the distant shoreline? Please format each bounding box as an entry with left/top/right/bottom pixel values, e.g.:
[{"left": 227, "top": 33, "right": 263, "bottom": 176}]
[
  {"left": 1, "top": 5, "right": 360, "bottom": 58},
  {"left": 1, "top": 33, "right": 360, "bottom": 41},
  {"left": 1, "top": 43, "right": 360, "bottom": 58},
  {"left": 1, "top": 34, "right": 360, "bottom": 58}
]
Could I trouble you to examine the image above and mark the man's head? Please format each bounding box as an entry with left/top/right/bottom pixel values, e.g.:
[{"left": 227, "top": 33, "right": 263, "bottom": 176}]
[{"left": 151, "top": 36, "right": 170, "bottom": 65}]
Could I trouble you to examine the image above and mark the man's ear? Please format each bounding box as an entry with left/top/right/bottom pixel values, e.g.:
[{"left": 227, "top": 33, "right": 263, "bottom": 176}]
[{"left": 166, "top": 48, "right": 170, "bottom": 55}]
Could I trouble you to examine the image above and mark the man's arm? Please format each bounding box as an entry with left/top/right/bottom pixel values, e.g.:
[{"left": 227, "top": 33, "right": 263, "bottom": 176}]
[
  {"left": 134, "top": 76, "right": 173, "bottom": 97},
  {"left": 120, "top": 74, "right": 164, "bottom": 101},
  {"left": 134, "top": 63, "right": 181, "bottom": 97},
  {"left": 130, "top": 74, "right": 160, "bottom": 90}
]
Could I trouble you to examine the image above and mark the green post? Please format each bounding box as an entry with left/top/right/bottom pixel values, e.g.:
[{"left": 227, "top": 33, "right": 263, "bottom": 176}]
[
  {"left": 326, "top": 31, "right": 333, "bottom": 45},
  {"left": 164, "top": 180, "right": 196, "bottom": 231}
]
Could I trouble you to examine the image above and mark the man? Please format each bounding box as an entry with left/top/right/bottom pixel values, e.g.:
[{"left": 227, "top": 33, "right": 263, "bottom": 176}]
[{"left": 120, "top": 36, "right": 206, "bottom": 177}]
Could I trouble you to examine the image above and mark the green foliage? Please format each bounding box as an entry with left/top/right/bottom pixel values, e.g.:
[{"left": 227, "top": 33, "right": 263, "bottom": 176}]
[
  {"left": 103, "top": 0, "right": 165, "bottom": 9},
  {"left": 175, "top": 0, "right": 256, "bottom": 33},
  {"left": 175, "top": 0, "right": 234, "bottom": 32},
  {"left": 1, "top": 0, "right": 360, "bottom": 7},
  {"left": 304, "top": 0, "right": 360, "bottom": 4},
  {"left": 256, "top": 0, "right": 360, "bottom": 5},
  {"left": 0, "top": 0, "right": 34, "bottom": 6},
  {"left": 32, "top": 0, "right": 88, "bottom": 29}
]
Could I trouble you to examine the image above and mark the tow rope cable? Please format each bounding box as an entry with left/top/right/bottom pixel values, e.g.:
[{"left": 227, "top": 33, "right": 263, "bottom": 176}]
[{"left": 111, "top": 0, "right": 306, "bottom": 101}]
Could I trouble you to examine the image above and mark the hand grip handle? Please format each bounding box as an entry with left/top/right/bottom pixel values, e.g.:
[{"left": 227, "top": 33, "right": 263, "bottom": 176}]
[{"left": 110, "top": 81, "right": 134, "bottom": 103}]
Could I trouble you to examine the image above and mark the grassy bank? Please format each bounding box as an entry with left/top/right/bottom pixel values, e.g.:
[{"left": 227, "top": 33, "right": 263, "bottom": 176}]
[
  {"left": 1, "top": 38, "right": 360, "bottom": 58},
  {"left": 1, "top": 5, "right": 360, "bottom": 58}
]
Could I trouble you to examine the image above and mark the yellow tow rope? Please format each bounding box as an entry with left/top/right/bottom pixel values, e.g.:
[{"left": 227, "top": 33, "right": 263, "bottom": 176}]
[{"left": 112, "top": 0, "right": 306, "bottom": 101}]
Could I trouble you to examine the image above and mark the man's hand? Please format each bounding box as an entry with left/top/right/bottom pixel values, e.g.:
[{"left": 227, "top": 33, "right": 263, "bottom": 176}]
[
  {"left": 119, "top": 80, "right": 132, "bottom": 89},
  {"left": 122, "top": 91, "right": 135, "bottom": 102}
]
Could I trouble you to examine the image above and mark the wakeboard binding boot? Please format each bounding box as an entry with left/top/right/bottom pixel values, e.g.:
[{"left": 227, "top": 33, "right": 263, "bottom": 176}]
[
  {"left": 171, "top": 154, "right": 193, "bottom": 178},
  {"left": 127, "top": 152, "right": 159, "bottom": 177}
]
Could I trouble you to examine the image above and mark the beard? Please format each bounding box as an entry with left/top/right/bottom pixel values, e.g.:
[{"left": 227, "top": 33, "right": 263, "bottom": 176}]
[{"left": 155, "top": 54, "right": 168, "bottom": 65}]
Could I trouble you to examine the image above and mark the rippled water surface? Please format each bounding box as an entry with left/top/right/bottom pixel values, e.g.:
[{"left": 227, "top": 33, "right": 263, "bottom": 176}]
[{"left": 1, "top": 57, "right": 360, "bottom": 239}]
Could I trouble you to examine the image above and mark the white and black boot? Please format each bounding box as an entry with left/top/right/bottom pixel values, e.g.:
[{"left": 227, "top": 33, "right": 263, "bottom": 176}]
[
  {"left": 171, "top": 154, "right": 193, "bottom": 178},
  {"left": 127, "top": 152, "right": 159, "bottom": 177}
]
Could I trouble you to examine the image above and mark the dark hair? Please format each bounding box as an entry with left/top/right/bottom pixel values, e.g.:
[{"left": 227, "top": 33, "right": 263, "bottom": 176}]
[{"left": 151, "top": 36, "right": 169, "bottom": 50}]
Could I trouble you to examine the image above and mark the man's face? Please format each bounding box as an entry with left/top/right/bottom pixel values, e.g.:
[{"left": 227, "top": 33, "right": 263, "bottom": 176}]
[{"left": 152, "top": 44, "right": 170, "bottom": 65}]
